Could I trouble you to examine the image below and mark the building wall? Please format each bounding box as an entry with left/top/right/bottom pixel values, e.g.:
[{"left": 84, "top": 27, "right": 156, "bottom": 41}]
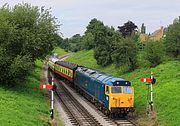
[
  {"left": 140, "top": 26, "right": 164, "bottom": 42},
  {"left": 150, "top": 26, "right": 164, "bottom": 41}
]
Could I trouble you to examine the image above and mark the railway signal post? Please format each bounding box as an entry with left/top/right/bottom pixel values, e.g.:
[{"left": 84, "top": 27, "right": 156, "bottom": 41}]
[
  {"left": 149, "top": 72, "right": 153, "bottom": 111},
  {"left": 140, "top": 72, "right": 156, "bottom": 114},
  {"left": 49, "top": 73, "right": 54, "bottom": 120},
  {"left": 39, "top": 73, "right": 55, "bottom": 120}
]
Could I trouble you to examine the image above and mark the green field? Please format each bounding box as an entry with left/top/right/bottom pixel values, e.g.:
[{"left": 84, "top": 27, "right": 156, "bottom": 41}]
[
  {"left": 52, "top": 47, "right": 68, "bottom": 56},
  {"left": 67, "top": 50, "right": 180, "bottom": 126},
  {"left": 0, "top": 60, "right": 49, "bottom": 126}
]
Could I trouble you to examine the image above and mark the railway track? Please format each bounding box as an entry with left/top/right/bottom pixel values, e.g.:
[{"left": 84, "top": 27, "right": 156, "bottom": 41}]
[
  {"left": 53, "top": 79, "right": 136, "bottom": 126},
  {"left": 55, "top": 81, "right": 101, "bottom": 126}
]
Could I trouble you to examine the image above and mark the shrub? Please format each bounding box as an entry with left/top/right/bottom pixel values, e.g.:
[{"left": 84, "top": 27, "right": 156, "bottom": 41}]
[
  {"left": 111, "top": 37, "right": 137, "bottom": 71},
  {"left": 143, "top": 41, "right": 165, "bottom": 67},
  {"left": 165, "top": 18, "right": 180, "bottom": 59}
]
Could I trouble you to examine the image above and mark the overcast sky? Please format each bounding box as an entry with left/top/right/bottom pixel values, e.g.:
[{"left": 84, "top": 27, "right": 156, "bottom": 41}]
[{"left": 0, "top": 0, "right": 180, "bottom": 38}]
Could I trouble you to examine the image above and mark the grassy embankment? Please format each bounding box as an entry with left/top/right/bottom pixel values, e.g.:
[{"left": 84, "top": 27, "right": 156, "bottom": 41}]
[
  {"left": 67, "top": 49, "right": 180, "bottom": 126},
  {"left": 0, "top": 60, "right": 49, "bottom": 126},
  {"left": 52, "top": 47, "right": 68, "bottom": 57},
  {"left": 0, "top": 48, "right": 67, "bottom": 126}
]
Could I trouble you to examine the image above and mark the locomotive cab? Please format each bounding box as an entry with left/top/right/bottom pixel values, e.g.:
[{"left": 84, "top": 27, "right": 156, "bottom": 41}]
[{"left": 105, "top": 82, "right": 134, "bottom": 114}]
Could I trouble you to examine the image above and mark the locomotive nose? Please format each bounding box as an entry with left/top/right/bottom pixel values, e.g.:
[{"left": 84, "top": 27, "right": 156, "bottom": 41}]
[{"left": 110, "top": 95, "right": 134, "bottom": 108}]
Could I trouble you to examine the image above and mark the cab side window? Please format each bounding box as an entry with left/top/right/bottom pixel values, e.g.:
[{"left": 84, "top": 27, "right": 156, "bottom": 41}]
[{"left": 105, "top": 85, "right": 109, "bottom": 94}]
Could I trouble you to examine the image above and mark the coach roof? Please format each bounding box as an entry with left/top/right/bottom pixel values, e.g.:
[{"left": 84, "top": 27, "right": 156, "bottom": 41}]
[{"left": 56, "top": 61, "right": 78, "bottom": 70}]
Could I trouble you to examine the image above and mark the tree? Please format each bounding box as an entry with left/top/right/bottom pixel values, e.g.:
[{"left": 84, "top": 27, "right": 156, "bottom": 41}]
[
  {"left": 61, "top": 38, "right": 70, "bottom": 52},
  {"left": 165, "top": 17, "right": 180, "bottom": 59},
  {"left": 144, "top": 40, "right": 165, "bottom": 67},
  {"left": 118, "top": 21, "right": 137, "bottom": 37},
  {"left": 81, "top": 32, "right": 94, "bottom": 50},
  {"left": 0, "top": 3, "right": 59, "bottom": 85},
  {"left": 85, "top": 18, "right": 104, "bottom": 36},
  {"left": 94, "top": 45, "right": 112, "bottom": 66},
  {"left": 68, "top": 34, "right": 82, "bottom": 52},
  {"left": 93, "top": 27, "right": 112, "bottom": 66},
  {"left": 111, "top": 36, "right": 137, "bottom": 71},
  {"left": 141, "top": 23, "right": 146, "bottom": 34}
]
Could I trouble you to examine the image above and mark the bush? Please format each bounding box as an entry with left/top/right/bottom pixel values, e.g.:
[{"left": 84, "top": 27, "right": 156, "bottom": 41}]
[
  {"left": 165, "top": 18, "right": 180, "bottom": 59},
  {"left": 143, "top": 40, "right": 165, "bottom": 67},
  {"left": 10, "top": 55, "right": 34, "bottom": 83},
  {"left": 94, "top": 46, "right": 112, "bottom": 66},
  {"left": 111, "top": 37, "right": 137, "bottom": 71}
]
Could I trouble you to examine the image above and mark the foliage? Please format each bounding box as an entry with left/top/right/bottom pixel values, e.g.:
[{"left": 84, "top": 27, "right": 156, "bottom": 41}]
[
  {"left": 93, "top": 26, "right": 114, "bottom": 66},
  {"left": 94, "top": 45, "right": 112, "bottom": 66},
  {"left": 60, "top": 34, "right": 82, "bottom": 52},
  {"left": 84, "top": 18, "right": 138, "bottom": 68},
  {"left": 111, "top": 36, "right": 138, "bottom": 71},
  {"left": 0, "top": 3, "right": 59, "bottom": 85},
  {"left": 81, "top": 32, "right": 94, "bottom": 50},
  {"left": 83, "top": 18, "right": 112, "bottom": 66},
  {"left": 143, "top": 40, "right": 165, "bottom": 67},
  {"left": 165, "top": 17, "right": 180, "bottom": 59},
  {"left": 68, "top": 34, "right": 82, "bottom": 52},
  {"left": 53, "top": 33, "right": 64, "bottom": 47},
  {"left": 118, "top": 21, "right": 137, "bottom": 37},
  {"left": 60, "top": 38, "right": 70, "bottom": 52},
  {"left": 61, "top": 18, "right": 139, "bottom": 69},
  {"left": 85, "top": 18, "right": 104, "bottom": 36}
]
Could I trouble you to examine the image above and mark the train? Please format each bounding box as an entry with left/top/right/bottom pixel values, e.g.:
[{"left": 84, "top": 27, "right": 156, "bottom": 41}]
[{"left": 47, "top": 56, "right": 134, "bottom": 116}]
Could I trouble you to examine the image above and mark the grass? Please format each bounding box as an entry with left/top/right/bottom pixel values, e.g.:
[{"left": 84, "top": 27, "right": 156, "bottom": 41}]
[
  {"left": 67, "top": 49, "right": 180, "bottom": 126},
  {"left": 52, "top": 47, "right": 68, "bottom": 56},
  {"left": 0, "top": 60, "right": 49, "bottom": 126}
]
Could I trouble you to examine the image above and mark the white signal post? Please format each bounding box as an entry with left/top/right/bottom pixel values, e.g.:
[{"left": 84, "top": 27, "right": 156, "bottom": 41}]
[
  {"left": 50, "top": 73, "right": 54, "bottom": 119},
  {"left": 140, "top": 72, "right": 156, "bottom": 114},
  {"left": 150, "top": 72, "right": 153, "bottom": 111},
  {"left": 39, "top": 70, "right": 55, "bottom": 120}
]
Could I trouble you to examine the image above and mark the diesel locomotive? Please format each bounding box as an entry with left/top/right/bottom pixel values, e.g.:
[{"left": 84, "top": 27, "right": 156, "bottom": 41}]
[{"left": 47, "top": 56, "right": 134, "bottom": 116}]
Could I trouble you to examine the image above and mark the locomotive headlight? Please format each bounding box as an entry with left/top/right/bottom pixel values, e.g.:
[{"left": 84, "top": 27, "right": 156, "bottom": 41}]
[{"left": 106, "top": 96, "right": 108, "bottom": 100}]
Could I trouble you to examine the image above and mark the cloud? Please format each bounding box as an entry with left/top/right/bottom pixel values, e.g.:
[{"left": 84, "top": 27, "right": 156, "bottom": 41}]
[{"left": 0, "top": 0, "right": 180, "bottom": 37}]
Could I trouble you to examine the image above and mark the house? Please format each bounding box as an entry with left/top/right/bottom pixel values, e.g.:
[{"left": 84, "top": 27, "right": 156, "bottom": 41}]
[
  {"left": 149, "top": 26, "right": 164, "bottom": 41},
  {"left": 140, "top": 26, "right": 165, "bottom": 42}
]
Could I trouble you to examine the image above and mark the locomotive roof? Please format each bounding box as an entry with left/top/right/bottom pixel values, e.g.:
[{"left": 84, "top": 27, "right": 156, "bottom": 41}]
[
  {"left": 77, "top": 66, "right": 131, "bottom": 86},
  {"left": 56, "top": 61, "right": 78, "bottom": 70}
]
